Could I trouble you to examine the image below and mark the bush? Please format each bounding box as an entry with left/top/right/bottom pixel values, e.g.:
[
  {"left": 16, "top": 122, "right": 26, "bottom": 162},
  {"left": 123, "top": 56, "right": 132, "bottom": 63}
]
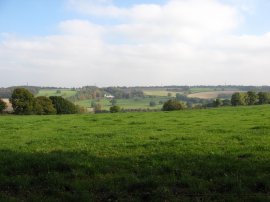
[
  {"left": 10, "top": 88, "right": 35, "bottom": 115},
  {"left": 49, "top": 96, "right": 78, "bottom": 114},
  {"left": 110, "top": 105, "right": 121, "bottom": 113},
  {"left": 34, "top": 96, "right": 56, "bottom": 115},
  {"left": 0, "top": 98, "right": 7, "bottom": 113},
  {"left": 162, "top": 99, "right": 186, "bottom": 111}
]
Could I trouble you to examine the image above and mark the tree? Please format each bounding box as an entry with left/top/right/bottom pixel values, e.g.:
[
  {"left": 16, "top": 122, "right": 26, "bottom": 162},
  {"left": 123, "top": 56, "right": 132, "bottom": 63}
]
[
  {"left": 167, "top": 93, "right": 172, "bottom": 97},
  {"left": 110, "top": 105, "right": 121, "bottom": 113},
  {"left": 246, "top": 91, "right": 258, "bottom": 105},
  {"left": 213, "top": 99, "right": 222, "bottom": 107},
  {"left": 49, "top": 96, "right": 77, "bottom": 114},
  {"left": 222, "top": 99, "right": 231, "bottom": 106},
  {"left": 162, "top": 99, "right": 186, "bottom": 111},
  {"left": 10, "top": 88, "right": 35, "bottom": 114},
  {"left": 149, "top": 101, "right": 156, "bottom": 107},
  {"left": 0, "top": 98, "right": 7, "bottom": 113},
  {"left": 231, "top": 93, "right": 246, "bottom": 106},
  {"left": 258, "top": 92, "right": 270, "bottom": 105},
  {"left": 34, "top": 96, "right": 56, "bottom": 115}
]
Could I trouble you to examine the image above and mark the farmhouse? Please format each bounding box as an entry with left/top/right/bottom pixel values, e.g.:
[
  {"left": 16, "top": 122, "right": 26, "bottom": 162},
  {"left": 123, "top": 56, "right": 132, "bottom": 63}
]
[{"left": 104, "top": 94, "right": 115, "bottom": 99}]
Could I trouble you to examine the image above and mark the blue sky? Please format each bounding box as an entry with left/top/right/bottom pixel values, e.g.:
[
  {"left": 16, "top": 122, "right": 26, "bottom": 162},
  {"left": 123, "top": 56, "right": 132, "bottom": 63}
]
[
  {"left": 1, "top": 0, "right": 270, "bottom": 87},
  {"left": 1, "top": 0, "right": 270, "bottom": 36}
]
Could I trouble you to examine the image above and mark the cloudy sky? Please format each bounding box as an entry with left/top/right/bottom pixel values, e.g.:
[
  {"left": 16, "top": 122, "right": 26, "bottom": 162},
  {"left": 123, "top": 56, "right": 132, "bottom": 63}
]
[{"left": 1, "top": 0, "right": 270, "bottom": 87}]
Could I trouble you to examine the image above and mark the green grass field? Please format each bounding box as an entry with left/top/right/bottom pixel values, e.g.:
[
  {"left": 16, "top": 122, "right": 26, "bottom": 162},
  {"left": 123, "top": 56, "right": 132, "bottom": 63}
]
[
  {"left": 75, "top": 97, "right": 170, "bottom": 110},
  {"left": 37, "top": 89, "right": 77, "bottom": 98},
  {"left": 0, "top": 106, "right": 269, "bottom": 201}
]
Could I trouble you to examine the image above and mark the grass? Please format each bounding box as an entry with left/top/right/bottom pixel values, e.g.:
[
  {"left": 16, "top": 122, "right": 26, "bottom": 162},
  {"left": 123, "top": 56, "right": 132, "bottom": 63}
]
[
  {"left": 37, "top": 89, "right": 77, "bottom": 98},
  {"left": 0, "top": 105, "right": 270, "bottom": 201},
  {"left": 75, "top": 97, "right": 171, "bottom": 110}
]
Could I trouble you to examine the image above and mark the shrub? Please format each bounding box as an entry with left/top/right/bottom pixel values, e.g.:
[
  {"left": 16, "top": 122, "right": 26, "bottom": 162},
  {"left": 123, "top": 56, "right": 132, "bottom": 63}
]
[
  {"left": 0, "top": 98, "right": 7, "bottom": 113},
  {"left": 258, "top": 92, "right": 270, "bottom": 104},
  {"left": 110, "top": 105, "right": 121, "bottom": 113},
  {"left": 49, "top": 96, "right": 78, "bottom": 114},
  {"left": 34, "top": 96, "right": 56, "bottom": 115},
  {"left": 10, "top": 88, "right": 35, "bottom": 115},
  {"left": 162, "top": 99, "right": 186, "bottom": 111}
]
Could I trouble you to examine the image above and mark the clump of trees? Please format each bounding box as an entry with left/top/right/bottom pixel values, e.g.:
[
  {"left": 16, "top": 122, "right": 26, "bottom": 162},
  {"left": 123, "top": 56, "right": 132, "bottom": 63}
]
[
  {"left": 0, "top": 98, "right": 7, "bottom": 113},
  {"left": 231, "top": 91, "right": 270, "bottom": 106},
  {"left": 49, "top": 96, "right": 78, "bottom": 114},
  {"left": 162, "top": 99, "right": 186, "bottom": 111},
  {"left": 10, "top": 88, "right": 80, "bottom": 115}
]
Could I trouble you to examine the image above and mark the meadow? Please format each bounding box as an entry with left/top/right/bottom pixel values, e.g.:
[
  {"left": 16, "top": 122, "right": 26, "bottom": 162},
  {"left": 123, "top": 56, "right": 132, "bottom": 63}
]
[
  {"left": 0, "top": 105, "right": 269, "bottom": 201},
  {"left": 37, "top": 89, "right": 77, "bottom": 98},
  {"left": 75, "top": 97, "right": 170, "bottom": 110}
]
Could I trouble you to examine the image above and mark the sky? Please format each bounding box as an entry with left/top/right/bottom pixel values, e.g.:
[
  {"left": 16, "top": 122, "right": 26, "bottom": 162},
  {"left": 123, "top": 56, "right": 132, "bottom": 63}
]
[{"left": 1, "top": 0, "right": 270, "bottom": 87}]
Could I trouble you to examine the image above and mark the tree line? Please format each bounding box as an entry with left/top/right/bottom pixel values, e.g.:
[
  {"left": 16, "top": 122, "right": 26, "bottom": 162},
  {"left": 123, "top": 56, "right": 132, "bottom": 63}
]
[
  {"left": 231, "top": 91, "right": 270, "bottom": 106},
  {"left": 0, "top": 88, "right": 82, "bottom": 115}
]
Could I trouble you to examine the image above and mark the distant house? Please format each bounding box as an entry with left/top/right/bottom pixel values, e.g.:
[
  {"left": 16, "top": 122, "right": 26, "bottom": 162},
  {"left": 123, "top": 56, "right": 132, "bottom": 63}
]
[
  {"left": 2, "top": 99, "right": 13, "bottom": 113},
  {"left": 104, "top": 94, "right": 115, "bottom": 99}
]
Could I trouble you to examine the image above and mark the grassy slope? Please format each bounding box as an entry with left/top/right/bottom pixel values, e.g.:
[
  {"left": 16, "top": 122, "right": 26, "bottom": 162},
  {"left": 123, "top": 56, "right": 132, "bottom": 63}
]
[
  {"left": 0, "top": 106, "right": 270, "bottom": 201},
  {"left": 37, "top": 89, "right": 76, "bottom": 98}
]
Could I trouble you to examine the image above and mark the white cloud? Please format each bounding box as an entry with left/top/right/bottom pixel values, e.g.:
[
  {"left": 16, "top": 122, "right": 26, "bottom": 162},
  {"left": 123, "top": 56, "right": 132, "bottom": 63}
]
[{"left": 1, "top": 0, "right": 270, "bottom": 87}]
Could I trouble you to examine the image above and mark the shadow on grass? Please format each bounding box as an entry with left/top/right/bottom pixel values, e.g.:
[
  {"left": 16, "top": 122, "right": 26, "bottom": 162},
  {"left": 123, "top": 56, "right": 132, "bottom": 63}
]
[{"left": 0, "top": 150, "right": 269, "bottom": 201}]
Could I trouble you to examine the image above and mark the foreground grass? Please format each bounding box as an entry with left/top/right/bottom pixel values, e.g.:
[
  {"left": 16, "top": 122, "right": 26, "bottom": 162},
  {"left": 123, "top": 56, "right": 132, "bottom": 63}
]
[{"left": 0, "top": 106, "right": 269, "bottom": 201}]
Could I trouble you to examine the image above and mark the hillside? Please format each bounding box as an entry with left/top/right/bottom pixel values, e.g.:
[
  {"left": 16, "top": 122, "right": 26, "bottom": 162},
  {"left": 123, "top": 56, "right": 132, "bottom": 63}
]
[{"left": 0, "top": 105, "right": 269, "bottom": 201}]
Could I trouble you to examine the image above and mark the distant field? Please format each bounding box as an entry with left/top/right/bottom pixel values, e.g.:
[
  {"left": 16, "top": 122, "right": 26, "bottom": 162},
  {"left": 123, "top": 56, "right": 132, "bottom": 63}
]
[
  {"left": 188, "top": 91, "right": 240, "bottom": 99},
  {"left": 76, "top": 97, "right": 170, "bottom": 110},
  {"left": 189, "top": 87, "right": 239, "bottom": 94},
  {"left": 37, "top": 89, "right": 77, "bottom": 98},
  {"left": 0, "top": 105, "right": 269, "bottom": 201},
  {"left": 143, "top": 90, "right": 178, "bottom": 97}
]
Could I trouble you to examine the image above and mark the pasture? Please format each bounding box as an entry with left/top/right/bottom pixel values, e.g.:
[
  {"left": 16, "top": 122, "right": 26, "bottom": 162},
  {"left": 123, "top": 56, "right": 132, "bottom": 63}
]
[
  {"left": 75, "top": 97, "right": 170, "bottom": 110},
  {"left": 0, "top": 106, "right": 269, "bottom": 201},
  {"left": 37, "top": 89, "right": 76, "bottom": 98}
]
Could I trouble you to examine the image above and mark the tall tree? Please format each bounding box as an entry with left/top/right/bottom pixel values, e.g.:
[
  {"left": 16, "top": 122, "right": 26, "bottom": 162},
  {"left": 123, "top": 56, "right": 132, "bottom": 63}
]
[
  {"left": 10, "top": 88, "right": 35, "bottom": 114},
  {"left": 246, "top": 91, "right": 258, "bottom": 105}
]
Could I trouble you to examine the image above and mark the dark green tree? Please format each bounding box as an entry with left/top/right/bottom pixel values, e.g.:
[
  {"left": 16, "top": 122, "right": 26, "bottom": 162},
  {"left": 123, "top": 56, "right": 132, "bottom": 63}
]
[
  {"left": 162, "top": 99, "right": 186, "bottom": 111},
  {"left": 246, "top": 91, "right": 258, "bottom": 105},
  {"left": 49, "top": 96, "right": 77, "bottom": 114},
  {"left": 231, "top": 93, "right": 246, "bottom": 106},
  {"left": 110, "top": 105, "right": 121, "bottom": 113},
  {"left": 0, "top": 99, "right": 7, "bottom": 113},
  {"left": 10, "top": 88, "right": 35, "bottom": 114},
  {"left": 213, "top": 99, "right": 222, "bottom": 107},
  {"left": 258, "top": 92, "right": 270, "bottom": 105},
  {"left": 34, "top": 96, "right": 56, "bottom": 115}
]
